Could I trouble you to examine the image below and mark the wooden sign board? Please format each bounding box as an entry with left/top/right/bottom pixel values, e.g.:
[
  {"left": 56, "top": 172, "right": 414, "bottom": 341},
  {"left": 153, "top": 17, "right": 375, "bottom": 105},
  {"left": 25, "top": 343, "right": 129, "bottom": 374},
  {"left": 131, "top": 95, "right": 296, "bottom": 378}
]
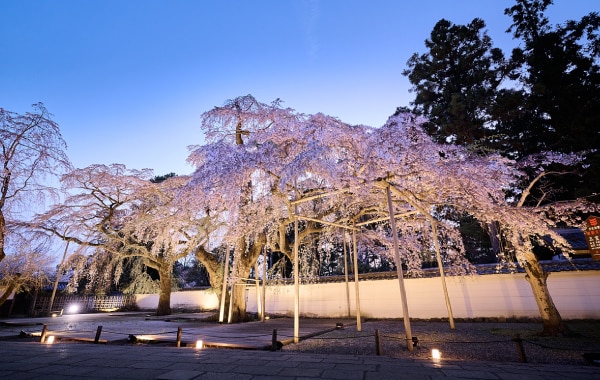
[{"left": 583, "top": 215, "right": 600, "bottom": 260}]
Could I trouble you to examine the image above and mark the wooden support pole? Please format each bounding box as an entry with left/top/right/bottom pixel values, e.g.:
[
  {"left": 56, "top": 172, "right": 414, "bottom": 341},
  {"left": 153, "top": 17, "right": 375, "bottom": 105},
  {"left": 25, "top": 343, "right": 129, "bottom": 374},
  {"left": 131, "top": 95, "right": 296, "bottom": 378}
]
[
  {"left": 293, "top": 207, "right": 300, "bottom": 343},
  {"left": 289, "top": 187, "right": 354, "bottom": 205},
  {"left": 386, "top": 186, "right": 413, "bottom": 351},
  {"left": 261, "top": 248, "right": 267, "bottom": 322},
  {"left": 343, "top": 231, "right": 351, "bottom": 318},
  {"left": 176, "top": 326, "right": 183, "bottom": 348},
  {"left": 94, "top": 326, "right": 103, "bottom": 344},
  {"left": 227, "top": 285, "right": 234, "bottom": 324},
  {"left": 375, "top": 329, "right": 382, "bottom": 356},
  {"left": 355, "top": 211, "right": 418, "bottom": 226},
  {"left": 352, "top": 227, "right": 362, "bottom": 332},
  {"left": 48, "top": 238, "right": 70, "bottom": 316},
  {"left": 430, "top": 220, "right": 455, "bottom": 329},
  {"left": 40, "top": 324, "right": 48, "bottom": 343},
  {"left": 255, "top": 260, "right": 262, "bottom": 320},
  {"left": 218, "top": 248, "right": 230, "bottom": 323},
  {"left": 296, "top": 215, "right": 359, "bottom": 230}
]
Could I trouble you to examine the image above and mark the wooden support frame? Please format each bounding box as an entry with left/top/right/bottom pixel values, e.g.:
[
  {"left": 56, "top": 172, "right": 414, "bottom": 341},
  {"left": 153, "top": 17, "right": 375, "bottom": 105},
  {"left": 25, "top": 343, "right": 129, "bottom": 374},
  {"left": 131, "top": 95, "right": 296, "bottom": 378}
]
[{"left": 286, "top": 176, "right": 455, "bottom": 348}]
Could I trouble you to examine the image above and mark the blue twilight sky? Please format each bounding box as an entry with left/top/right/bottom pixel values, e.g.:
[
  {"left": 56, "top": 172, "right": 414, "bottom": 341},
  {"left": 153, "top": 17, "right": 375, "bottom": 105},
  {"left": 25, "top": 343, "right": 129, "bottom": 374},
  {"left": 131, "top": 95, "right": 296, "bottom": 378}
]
[{"left": 1, "top": 0, "right": 597, "bottom": 176}]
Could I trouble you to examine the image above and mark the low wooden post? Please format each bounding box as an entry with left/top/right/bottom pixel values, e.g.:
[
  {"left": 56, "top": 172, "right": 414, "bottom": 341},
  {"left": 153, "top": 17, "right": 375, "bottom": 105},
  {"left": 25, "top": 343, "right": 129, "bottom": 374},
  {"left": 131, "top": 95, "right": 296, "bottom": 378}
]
[
  {"left": 412, "top": 337, "right": 419, "bottom": 348},
  {"left": 375, "top": 329, "right": 382, "bottom": 356},
  {"left": 271, "top": 329, "right": 278, "bottom": 351},
  {"left": 176, "top": 326, "right": 183, "bottom": 348},
  {"left": 94, "top": 326, "right": 103, "bottom": 344},
  {"left": 40, "top": 324, "right": 48, "bottom": 343},
  {"left": 513, "top": 334, "right": 527, "bottom": 363}
]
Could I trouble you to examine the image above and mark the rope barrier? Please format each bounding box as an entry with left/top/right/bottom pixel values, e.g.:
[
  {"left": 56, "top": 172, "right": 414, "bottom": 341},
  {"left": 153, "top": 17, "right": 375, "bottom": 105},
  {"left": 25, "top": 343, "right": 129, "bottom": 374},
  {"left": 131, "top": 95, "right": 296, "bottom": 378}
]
[
  {"left": 101, "top": 330, "right": 125, "bottom": 335},
  {"left": 30, "top": 326, "right": 596, "bottom": 349},
  {"left": 100, "top": 329, "right": 179, "bottom": 336},
  {"left": 522, "top": 338, "right": 600, "bottom": 353},
  {"left": 31, "top": 322, "right": 599, "bottom": 362},
  {"left": 277, "top": 333, "right": 374, "bottom": 340},
  {"left": 384, "top": 337, "right": 513, "bottom": 344},
  {"left": 145, "top": 330, "right": 181, "bottom": 335}
]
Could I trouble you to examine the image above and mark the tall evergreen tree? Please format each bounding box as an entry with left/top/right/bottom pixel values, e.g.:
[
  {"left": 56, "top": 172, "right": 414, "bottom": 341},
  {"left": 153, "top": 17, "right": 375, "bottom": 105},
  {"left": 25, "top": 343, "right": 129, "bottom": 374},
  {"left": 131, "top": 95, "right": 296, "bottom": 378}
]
[
  {"left": 403, "top": 0, "right": 600, "bottom": 201},
  {"left": 403, "top": 18, "right": 508, "bottom": 149},
  {"left": 504, "top": 0, "right": 600, "bottom": 198}
]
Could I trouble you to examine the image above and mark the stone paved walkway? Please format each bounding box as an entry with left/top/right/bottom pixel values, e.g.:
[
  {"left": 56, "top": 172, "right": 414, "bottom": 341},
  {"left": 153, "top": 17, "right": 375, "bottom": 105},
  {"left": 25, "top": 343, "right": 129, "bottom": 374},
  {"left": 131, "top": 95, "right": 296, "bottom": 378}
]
[
  {"left": 1, "top": 313, "right": 599, "bottom": 379},
  {"left": 1, "top": 340, "right": 599, "bottom": 379}
]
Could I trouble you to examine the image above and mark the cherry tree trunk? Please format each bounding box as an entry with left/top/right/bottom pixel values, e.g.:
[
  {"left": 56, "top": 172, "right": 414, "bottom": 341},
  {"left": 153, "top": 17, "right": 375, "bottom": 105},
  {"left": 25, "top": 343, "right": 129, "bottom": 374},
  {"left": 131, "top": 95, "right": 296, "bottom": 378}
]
[
  {"left": 194, "top": 237, "right": 265, "bottom": 322},
  {"left": 195, "top": 247, "right": 223, "bottom": 304},
  {"left": 0, "top": 274, "right": 20, "bottom": 307},
  {"left": 0, "top": 212, "right": 6, "bottom": 263},
  {"left": 196, "top": 249, "right": 253, "bottom": 322},
  {"left": 228, "top": 258, "right": 254, "bottom": 323},
  {"left": 229, "top": 279, "right": 248, "bottom": 322},
  {"left": 156, "top": 268, "right": 172, "bottom": 316},
  {"left": 228, "top": 237, "right": 265, "bottom": 323},
  {"left": 520, "top": 250, "right": 570, "bottom": 336}
]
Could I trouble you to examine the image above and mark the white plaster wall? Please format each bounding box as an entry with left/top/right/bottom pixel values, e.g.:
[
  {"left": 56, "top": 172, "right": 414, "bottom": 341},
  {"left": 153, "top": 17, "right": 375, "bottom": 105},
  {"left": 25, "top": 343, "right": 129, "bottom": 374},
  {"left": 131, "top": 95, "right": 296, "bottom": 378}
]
[
  {"left": 135, "top": 271, "right": 600, "bottom": 319},
  {"left": 244, "top": 271, "right": 600, "bottom": 319},
  {"left": 135, "top": 289, "right": 219, "bottom": 311}
]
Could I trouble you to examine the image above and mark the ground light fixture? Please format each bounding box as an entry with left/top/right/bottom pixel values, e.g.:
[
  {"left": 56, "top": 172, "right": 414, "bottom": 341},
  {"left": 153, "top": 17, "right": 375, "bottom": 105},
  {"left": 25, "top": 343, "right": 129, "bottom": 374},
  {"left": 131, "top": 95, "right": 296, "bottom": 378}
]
[
  {"left": 431, "top": 349, "right": 441, "bottom": 360},
  {"left": 46, "top": 336, "right": 55, "bottom": 344},
  {"left": 67, "top": 304, "right": 80, "bottom": 314},
  {"left": 195, "top": 340, "right": 203, "bottom": 349}
]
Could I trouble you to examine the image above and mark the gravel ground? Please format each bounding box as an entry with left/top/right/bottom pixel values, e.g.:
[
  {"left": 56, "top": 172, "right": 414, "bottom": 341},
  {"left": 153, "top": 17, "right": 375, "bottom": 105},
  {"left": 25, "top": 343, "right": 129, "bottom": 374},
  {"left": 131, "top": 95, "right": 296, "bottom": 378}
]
[
  {"left": 2, "top": 314, "right": 598, "bottom": 366},
  {"left": 281, "top": 319, "right": 600, "bottom": 366}
]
